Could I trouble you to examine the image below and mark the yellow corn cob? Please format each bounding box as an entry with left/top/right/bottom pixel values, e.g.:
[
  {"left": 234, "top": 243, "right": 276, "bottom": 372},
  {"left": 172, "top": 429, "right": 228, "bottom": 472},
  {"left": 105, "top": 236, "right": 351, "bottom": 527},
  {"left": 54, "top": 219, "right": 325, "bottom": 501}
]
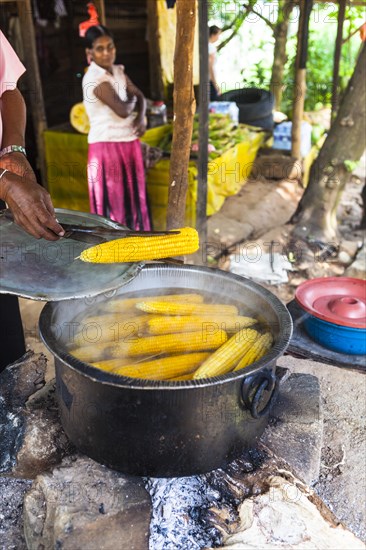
[
  {"left": 136, "top": 301, "right": 238, "bottom": 316},
  {"left": 81, "top": 313, "right": 123, "bottom": 325},
  {"left": 78, "top": 227, "right": 199, "bottom": 263},
  {"left": 92, "top": 354, "right": 161, "bottom": 372},
  {"left": 234, "top": 332, "right": 273, "bottom": 371},
  {"left": 90, "top": 357, "right": 133, "bottom": 372},
  {"left": 71, "top": 342, "right": 122, "bottom": 363},
  {"left": 71, "top": 314, "right": 149, "bottom": 348},
  {"left": 105, "top": 352, "right": 211, "bottom": 380},
  {"left": 193, "top": 328, "right": 261, "bottom": 379},
  {"left": 147, "top": 314, "right": 257, "bottom": 335},
  {"left": 117, "top": 329, "right": 228, "bottom": 357},
  {"left": 71, "top": 329, "right": 226, "bottom": 363},
  {"left": 101, "top": 293, "right": 204, "bottom": 313}
]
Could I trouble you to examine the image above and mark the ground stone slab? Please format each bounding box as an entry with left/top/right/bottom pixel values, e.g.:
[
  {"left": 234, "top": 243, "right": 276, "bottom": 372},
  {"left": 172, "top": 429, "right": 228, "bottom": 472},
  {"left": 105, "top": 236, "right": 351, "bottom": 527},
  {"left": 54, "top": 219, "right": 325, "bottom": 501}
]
[
  {"left": 23, "top": 455, "right": 151, "bottom": 550},
  {"left": 260, "top": 373, "right": 323, "bottom": 485},
  {"left": 253, "top": 153, "right": 302, "bottom": 180},
  {"left": 215, "top": 475, "right": 365, "bottom": 549},
  {"left": 0, "top": 354, "right": 72, "bottom": 478},
  {"left": 345, "top": 245, "right": 366, "bottom": 279},
  {"left": 0, "top": 478, "right": 32, "bottom": 550},
  {"left": 277, "top": 355, "right": 366, "bottom": 541}
]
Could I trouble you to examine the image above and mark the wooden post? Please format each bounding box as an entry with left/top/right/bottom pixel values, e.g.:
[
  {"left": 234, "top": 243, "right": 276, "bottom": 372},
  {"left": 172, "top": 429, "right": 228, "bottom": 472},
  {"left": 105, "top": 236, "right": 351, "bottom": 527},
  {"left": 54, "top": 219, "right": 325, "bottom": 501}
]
[
  {"left": 166, "top": 0, "right": 196, "bottom": 230},
  {"left": 331, "top": 0, "right": 346, "bottom": 120},
  {"left": 17, "top": 0, "right": 48, "bottom": 187},
  {"left": 94, "top": 0, "right": 106, "bottom": 25},
  {"left": 196, "top": 0, "right": 209, "bottom": 264},
  {"left": 291, "top": 0, "right": 313, "bottom": 160},
  {"left": 147, "top": 0, "right": 165, "bottom": 100}
]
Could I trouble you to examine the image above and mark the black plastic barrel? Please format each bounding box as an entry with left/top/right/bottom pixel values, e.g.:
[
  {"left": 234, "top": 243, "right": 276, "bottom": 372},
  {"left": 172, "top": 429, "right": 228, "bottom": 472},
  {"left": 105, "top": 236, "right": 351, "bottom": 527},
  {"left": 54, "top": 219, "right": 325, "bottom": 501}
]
[{"left": 221, "top": 88, "right": 274, "bottom": 130}]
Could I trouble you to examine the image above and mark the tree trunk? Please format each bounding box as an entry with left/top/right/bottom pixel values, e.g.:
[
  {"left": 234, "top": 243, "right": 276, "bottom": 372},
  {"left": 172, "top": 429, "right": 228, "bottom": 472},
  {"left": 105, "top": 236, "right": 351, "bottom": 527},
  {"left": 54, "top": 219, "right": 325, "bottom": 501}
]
[
  {"left": 291, "top": 43, "right": 366, "bottom": 243},
  {"left": 291, "top": 0, "right": 312, "bottom": 159},
  {"left": 147, "top": 0, "right": 165, "bottom": 100},
  {"left": 270, "top": 0, "right": 294, "bottom": 111},
  {"left": 331, "top": 0, "right": 346, "bottom": 120},
  {"left": 166, "top": 0, "right": 196, "bottom": 230}
]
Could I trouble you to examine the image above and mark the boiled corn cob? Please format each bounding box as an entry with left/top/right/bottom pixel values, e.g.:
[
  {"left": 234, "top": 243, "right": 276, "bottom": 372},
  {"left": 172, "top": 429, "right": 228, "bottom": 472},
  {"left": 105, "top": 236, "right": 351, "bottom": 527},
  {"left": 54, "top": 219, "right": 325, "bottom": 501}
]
[
  {"left": 100, "top": 293, "right": 204, "bottom": 313},
  {"left": 78, "top": 227, "right": 199, "bottom": 263},
  {"left": 119, "top": 329, "right": 228, "bottom": 357},
  {"left": 193, "top": 328, "right": 261, "bottom": 379},
  {"left": 147, "top": 314, "right": 257, "bottom": 335},
  {"left": 234, "top": 332, "right": 273, "bottom": 371},
  {"left": 71, "top": 329, "right": 227, "bottom": 363},
  {"left": 136, "top": 301, "right": 238, "bottom": 316},
  {"left": 104, "top": 352, "right": 211, "bottom": 380},
  {"left": 92, "top": 353, "right": 164, "bottom": 372},
  {"left": 71, "top": 342, "right": 122, "bottom": 363},
  {"left": 90, "top": 357, "right": 133, "bottom": 372},
  {"left": 71, "top": 314, "right": 149, "bottom": 348}
]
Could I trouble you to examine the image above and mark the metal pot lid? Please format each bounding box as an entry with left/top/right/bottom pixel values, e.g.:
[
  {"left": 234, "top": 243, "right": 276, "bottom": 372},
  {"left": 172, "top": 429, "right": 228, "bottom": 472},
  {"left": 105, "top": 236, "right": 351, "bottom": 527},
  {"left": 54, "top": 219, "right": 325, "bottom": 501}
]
[
  {"left": 295, "top": 277, "right": 366, "bottom": 329},
  {"left": 0, "top": 209, "right": 143, "bottom": 301}
]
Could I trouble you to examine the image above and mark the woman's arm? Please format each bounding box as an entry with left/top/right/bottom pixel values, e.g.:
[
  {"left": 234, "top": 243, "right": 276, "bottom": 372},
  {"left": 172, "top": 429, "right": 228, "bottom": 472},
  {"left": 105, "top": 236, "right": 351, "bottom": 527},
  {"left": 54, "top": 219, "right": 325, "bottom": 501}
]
[
  {"left": 93, "top": 73, "right": 146, "bottom": 137},
  {"left": 0, "top": 89, "right": 64, "bottom": 240},
  {"left": 94, "top": 81, "right": 137, "bottom": 118},
  {"left": 125, "top": 75, "right": 146, "bottom": 137}
]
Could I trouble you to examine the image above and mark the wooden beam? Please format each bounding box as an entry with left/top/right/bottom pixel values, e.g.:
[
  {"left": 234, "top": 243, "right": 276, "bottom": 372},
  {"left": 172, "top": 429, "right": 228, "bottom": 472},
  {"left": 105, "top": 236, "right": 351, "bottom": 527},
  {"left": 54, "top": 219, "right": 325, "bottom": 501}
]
[
  {"left": 291, "top": 0, "right": 313, "bottom": 160},
  {"left": 196, "top": 0, "right": 209, "bottom": 263},
  {"left": 94, "top": 0, "right": 106, "bottom": 25},
  {"left": 166, "top": 0, "right": 196, "bottom": 230},
  {"left": 146, "top": 0, "right": 165, "bottom": 99},
  {"left": 331, "top": 0, "right": 346, "bottom": 120},
  {"left": 17, "top": 0, "right": 48, "bottom": 187}
]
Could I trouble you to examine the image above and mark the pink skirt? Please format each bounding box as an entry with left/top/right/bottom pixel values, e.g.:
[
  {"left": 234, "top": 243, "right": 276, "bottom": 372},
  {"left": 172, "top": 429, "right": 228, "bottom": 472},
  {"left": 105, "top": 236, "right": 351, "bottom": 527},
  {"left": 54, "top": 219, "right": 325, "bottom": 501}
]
[{"left": 87, "top": 140, "right": 151, "bottom": 231}]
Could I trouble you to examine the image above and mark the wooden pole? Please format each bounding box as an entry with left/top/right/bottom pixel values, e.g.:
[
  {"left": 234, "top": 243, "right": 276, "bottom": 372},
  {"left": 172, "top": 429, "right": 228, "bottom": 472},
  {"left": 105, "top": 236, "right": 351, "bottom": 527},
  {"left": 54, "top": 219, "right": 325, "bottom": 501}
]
[
  {"left": 17, "top": 0, "right": 48, "bottom": 187},
  {"left": 94, "top": 0, "right": 106, "bottom": 25},
  {"left": 147, "top": 0, "right": 165, "bottom": 100},
  {"left": 291, "top": 0, "right": 313, "bottom": 160},
  {"left": 331, "top": 0, "right": 346, "bottom": 120},
  {"left": 166, "top": 0, "right": 196, "bottom": 230},
  {"left": 196, "top": 0, "right": 209, "bottom": 263}
]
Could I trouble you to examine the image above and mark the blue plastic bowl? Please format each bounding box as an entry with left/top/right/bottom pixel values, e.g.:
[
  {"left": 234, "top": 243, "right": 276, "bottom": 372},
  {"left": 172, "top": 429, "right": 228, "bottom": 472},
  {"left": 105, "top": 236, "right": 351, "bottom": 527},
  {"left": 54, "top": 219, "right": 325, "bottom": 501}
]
[{"left": 303, "top": 315, "right": 366, "bottom": 355}]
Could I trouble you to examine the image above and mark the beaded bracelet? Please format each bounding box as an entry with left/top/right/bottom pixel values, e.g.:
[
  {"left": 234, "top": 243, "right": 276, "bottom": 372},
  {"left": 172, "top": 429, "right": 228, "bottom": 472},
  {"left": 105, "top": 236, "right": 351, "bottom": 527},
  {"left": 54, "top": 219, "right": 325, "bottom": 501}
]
[{"left": 0, "top": 145, "right": 27, "bottom": 158}]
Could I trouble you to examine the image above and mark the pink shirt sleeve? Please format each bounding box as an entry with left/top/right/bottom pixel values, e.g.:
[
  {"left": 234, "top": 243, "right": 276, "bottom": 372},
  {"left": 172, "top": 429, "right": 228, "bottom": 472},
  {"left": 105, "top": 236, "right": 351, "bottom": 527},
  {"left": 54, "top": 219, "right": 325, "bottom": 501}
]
[{"left": 0, "top": 30, "right": 26, "bottom": 97}]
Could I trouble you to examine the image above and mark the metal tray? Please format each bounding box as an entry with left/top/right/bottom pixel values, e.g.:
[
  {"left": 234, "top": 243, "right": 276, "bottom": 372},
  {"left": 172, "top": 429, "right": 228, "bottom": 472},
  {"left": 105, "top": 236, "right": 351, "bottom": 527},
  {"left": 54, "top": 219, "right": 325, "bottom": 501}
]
[{"left": 0, "top": 209, "right": 143, "bottom": 301}]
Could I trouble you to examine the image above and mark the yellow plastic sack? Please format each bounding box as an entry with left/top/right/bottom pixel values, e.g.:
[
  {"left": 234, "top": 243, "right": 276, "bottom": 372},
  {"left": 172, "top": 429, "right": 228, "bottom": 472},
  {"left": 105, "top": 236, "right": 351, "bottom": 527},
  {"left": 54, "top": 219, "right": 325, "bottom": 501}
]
[{"left": 146, "top": 128, "right": 266, "bottom": 229}]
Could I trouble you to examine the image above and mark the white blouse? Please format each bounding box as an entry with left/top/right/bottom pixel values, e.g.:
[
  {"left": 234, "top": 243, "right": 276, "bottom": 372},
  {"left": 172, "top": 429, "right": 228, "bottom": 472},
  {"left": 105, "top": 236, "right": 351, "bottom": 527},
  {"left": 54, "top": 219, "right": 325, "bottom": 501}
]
[{"left": 82, "top": 61, "right": 136, "bottom": 144}]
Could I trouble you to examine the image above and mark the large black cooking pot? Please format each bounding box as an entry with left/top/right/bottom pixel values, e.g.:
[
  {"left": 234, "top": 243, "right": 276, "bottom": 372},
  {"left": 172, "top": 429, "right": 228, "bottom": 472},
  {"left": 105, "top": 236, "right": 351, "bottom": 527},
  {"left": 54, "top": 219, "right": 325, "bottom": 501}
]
[{"left": 39, "top": 264, "right": 292, "bottom": 477}]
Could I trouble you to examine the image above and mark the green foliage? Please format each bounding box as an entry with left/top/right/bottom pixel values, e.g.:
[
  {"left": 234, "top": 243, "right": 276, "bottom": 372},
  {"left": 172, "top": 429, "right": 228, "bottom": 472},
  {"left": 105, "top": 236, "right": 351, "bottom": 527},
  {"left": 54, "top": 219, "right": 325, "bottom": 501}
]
[
  {"left": 311, "top": 124, "right": 326, "bottom": 145},
  {"left": 282, "top": 3, "right": 364, "bottom": 114},
  {"left": 213, "top": 1, "right": 364, "bottom": 114},
  {"left": 344, "top": 160, "right": 359, "bottom": 173}
]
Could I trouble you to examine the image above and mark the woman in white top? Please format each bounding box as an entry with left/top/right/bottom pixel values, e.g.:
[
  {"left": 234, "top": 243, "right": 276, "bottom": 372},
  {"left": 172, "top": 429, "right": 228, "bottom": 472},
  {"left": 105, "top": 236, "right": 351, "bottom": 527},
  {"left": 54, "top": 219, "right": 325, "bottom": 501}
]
[
  {"left": 82, "top": 25, "right": 151, "bottom": 230},
  {"left": 209, "top": 25, "right": 222, "bottom": 101}
]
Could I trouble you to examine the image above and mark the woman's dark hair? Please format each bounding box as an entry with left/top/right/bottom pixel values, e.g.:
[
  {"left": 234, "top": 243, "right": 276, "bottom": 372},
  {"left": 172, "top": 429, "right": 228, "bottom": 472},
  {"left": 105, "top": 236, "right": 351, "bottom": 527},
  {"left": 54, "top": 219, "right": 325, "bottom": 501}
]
[
  {"left": 84, "top": 25, "right": 113, "bottom": 48},
  {"left": 209, "top": 25, "right": 221, "bottom": 37}
]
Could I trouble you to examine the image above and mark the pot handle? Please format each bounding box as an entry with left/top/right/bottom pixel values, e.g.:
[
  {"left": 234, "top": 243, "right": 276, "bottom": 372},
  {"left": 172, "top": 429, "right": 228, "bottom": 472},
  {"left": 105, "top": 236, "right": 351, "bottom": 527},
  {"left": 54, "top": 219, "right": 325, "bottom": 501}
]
[{"left": 241, "top": 369, "right": 279, "bottom": 419}]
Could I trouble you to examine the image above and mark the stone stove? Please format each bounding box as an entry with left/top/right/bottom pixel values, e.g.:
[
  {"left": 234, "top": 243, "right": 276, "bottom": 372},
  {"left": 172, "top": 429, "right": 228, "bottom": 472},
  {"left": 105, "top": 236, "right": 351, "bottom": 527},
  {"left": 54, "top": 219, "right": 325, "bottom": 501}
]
[{"left": 0, "top": 352, "right": 364, "bottom": 550}]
